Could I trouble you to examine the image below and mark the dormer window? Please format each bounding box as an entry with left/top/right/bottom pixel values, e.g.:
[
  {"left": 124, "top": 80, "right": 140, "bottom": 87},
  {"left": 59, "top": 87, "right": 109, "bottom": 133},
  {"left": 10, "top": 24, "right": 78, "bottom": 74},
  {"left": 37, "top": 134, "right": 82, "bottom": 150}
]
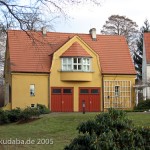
[{"left": 61, "top": 57, "right": 91, "bottom": 72}]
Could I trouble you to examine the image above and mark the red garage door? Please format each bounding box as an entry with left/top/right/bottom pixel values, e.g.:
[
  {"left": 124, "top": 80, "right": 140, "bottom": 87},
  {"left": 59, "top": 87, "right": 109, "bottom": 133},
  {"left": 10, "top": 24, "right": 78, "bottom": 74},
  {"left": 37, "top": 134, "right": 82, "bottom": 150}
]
[
  {"left": 79, "top": 88, "right": 100, "bottom": 112},
  {"left": 51, "top": 87, "right": 73, "bottom": 112}
]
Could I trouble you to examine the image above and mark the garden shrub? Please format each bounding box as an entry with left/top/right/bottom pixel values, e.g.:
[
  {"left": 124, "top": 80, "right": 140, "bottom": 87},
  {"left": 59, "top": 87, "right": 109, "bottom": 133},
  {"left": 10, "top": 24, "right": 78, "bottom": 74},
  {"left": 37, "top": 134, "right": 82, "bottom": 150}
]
[
  {"left": 0, "top": 109, "right": 9, "bottom": 124},
  {"left": 0, "top": 104, "right": 49, "bottom": 124},
  {"left": 37, "top": 104, "right": 50, "bottom": 114},
  {"left": 7, "top": 108, "right": 21, "bottom": 122},
  {"left": 134, "top": 99, "right": 150, "bottom": 111},
  {"left": 20, "top": 107, "right": 40, "bottom": 121},
  {"left": 65, "top": 108, "right": 150, "bottom": 150}
]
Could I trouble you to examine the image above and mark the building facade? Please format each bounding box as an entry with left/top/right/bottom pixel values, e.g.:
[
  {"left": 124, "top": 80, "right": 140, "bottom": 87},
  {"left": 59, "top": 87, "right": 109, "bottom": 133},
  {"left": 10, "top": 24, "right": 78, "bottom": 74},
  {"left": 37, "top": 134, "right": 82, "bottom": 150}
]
[{"left": 4, "top": 29, "right": 136, "bottom": 111}]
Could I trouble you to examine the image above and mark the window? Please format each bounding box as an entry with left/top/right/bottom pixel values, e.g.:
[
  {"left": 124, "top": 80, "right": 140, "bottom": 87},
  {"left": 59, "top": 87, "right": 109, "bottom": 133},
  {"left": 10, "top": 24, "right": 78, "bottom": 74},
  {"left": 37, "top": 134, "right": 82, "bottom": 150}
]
[
  {"left": 63, "top": 89, "right": 72, "bottom": 94},
  {"left": 62, "top": 57, "right": 91, "bottom": 72},
  {"left": 52, "top": 89, "right": 61, "bottom": 94},
  {"left": 83, "top": 58, "right": 90, "bottom": 71},
  {"left": 30, "top": 84, "right": 35, "bottom": 96},
  {"left": 80, "top": 89, "right": 89, "bottom": 94},
  {"left": 115, "top": 86, "right": 120, "bottom": 97},
  {"left": 31, "top": 104, "right": 35, "bottom": 108},
  {"left": 91, "top": 89, "right": 99, "bottom": 94}
]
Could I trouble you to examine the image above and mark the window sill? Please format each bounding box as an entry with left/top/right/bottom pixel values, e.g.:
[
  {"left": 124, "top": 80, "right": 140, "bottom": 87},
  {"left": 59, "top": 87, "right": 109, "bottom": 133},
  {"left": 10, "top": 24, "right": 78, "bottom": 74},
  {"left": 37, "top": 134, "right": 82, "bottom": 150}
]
[{"left": 58, "top": 70, "right": 94, "bottom": 73}]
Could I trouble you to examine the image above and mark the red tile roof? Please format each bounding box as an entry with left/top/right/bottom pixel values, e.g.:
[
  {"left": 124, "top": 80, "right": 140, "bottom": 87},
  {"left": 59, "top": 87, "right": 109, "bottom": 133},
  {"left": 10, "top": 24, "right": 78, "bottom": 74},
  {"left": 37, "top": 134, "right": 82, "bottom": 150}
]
[
  {"left": 144, "top": 33, "right": 150, "bottom": 64},
  {"left": 61, "top": 42, "right": 91, "bottom": 57},
  {"left": 7, "top": 30, "right": 136, "bottom": 74}
]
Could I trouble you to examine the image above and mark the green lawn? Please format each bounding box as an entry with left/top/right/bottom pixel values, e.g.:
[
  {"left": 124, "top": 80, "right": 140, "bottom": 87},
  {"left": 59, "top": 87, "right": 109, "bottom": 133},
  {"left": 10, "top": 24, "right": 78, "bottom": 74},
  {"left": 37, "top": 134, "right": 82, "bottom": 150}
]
[{"left": 0, "top": 112, "right": 150, "bottom": 150}]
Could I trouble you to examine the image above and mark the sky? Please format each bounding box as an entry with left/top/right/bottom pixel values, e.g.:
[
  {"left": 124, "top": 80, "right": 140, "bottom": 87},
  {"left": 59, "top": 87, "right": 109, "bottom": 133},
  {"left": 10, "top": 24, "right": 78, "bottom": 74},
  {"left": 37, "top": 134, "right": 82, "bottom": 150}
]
[{"left": 54, "top": 0, "right": 150, "bottom": 34}]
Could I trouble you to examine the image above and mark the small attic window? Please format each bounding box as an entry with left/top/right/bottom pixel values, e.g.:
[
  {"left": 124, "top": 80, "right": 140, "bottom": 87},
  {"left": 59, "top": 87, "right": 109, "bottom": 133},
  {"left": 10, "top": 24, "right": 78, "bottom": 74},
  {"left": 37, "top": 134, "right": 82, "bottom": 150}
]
[{"left": 61, "top": 57, "right": 91, "bottom": 72}]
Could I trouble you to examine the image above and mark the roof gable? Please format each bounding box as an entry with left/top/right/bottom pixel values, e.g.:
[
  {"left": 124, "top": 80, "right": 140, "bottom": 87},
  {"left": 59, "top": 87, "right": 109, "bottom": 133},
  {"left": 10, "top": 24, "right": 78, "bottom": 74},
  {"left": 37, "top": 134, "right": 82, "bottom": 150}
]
[{"left": 61, "top": 41, "right": 91, "bottom": 57}]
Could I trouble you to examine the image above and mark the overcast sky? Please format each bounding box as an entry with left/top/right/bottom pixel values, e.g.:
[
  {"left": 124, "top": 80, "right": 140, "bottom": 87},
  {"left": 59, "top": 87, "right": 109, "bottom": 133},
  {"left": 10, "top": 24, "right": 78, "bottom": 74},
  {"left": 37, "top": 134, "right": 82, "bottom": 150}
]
[{"left": 54, "top": 0, "right": 150, "bottom": 34}]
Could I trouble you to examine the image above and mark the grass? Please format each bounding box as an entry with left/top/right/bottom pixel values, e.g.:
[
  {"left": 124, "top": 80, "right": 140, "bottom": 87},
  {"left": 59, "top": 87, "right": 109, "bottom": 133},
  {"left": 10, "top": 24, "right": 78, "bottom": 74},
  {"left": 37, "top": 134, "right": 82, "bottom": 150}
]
[{"left": 0, "top": 112, "right": 150, "bottom": 150}]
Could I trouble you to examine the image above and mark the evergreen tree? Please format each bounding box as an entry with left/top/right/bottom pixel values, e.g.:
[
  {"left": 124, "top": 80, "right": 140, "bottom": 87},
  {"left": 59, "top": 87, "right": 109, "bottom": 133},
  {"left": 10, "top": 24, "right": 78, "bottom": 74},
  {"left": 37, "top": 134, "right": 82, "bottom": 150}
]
[{"left": 133, "top": 19, "right": 150, "bottom": 80}]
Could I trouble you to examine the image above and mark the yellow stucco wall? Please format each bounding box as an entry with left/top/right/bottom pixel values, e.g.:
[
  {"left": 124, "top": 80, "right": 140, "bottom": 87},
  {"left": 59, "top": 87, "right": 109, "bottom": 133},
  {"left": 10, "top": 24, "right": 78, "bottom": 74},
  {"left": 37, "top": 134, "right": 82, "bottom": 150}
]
[
  {"left": 11, "top": 73, "right": 49, "bottom": 109},
  {"left": 103, "top": 75, "right": 136, "bottom": 110},
  {"left": 50, "top": 36, "right": 102, "bottom": 111}
]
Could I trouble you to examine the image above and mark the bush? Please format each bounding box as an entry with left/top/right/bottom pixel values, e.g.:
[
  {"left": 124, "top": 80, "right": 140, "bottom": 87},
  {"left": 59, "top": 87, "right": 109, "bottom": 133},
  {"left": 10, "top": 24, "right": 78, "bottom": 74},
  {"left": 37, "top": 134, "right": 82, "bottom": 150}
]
[
  {"left": 65, "top": 108, "right": 150, "bottom": 150},
  {"left": 134, "top": 99, "right": 150, "bottom": 111},
  {"left": 0, "top": 109, "right": 9, "bottom": 124},
  {"left": 7, "top": 108, "right": 21, "bottom": 122},
  {"left": 0, "top": 108, "right": 22, "bottom": 124},
  {"left": 37, "top": 104, "right": 50, "bottom": 114},
  {"left": 20, "top": 107, "right": 40, "bottom": 121},
  {"left": 0, "top": 105, "right": 48, "bottom": 124}
]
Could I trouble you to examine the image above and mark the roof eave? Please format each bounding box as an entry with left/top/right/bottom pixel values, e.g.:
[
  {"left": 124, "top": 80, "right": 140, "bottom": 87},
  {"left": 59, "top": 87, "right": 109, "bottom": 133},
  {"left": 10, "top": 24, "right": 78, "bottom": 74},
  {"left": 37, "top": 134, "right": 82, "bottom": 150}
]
[
  {"left": 102, "top": 73, "right": 137, "bottom": 75},
  {"left": 11, "top": 71, "right": 50, "bottom": 74}
]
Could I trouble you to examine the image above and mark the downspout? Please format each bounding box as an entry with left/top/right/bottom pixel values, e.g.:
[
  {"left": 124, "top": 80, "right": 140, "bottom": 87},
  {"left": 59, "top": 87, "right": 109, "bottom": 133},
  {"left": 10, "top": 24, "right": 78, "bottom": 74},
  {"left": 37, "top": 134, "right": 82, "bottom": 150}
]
[
  {"left": 102, "top": 74, "right": 104, "bottom": 112},
  {"left": 48, "top": 74, "right": 50, "bottom": 109}
]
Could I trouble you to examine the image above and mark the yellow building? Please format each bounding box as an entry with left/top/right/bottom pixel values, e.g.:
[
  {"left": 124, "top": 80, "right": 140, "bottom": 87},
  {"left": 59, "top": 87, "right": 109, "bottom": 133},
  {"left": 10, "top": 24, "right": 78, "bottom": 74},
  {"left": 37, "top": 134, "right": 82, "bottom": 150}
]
[{"left": 4, "top": 28, "right": 136, "bottom": 111}]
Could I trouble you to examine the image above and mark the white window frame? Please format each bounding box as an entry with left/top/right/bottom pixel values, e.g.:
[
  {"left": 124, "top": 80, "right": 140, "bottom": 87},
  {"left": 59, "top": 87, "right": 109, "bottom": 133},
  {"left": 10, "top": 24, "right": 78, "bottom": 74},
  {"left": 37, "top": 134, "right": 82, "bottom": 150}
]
[
  {"left": 30, "top": 84, "right": 35, "bottom": 96},
  {"left": 61, "top": 57, "right": 91, "bottom": 72}
]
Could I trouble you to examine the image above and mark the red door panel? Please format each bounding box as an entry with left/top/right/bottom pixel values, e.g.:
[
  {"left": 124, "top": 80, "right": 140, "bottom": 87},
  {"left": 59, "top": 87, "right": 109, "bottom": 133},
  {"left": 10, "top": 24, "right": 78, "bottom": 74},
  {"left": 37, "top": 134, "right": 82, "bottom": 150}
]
[
  {"left": 79, "top": 94, "right": 90, "bottom": 112},
  {"left": 90, "top": 88, "right": 100, "bottom": 112},
  {"left": 62, "top": 95, "right": 73, "bottom": 112},
  {"left": 89, "top": 95, "right": 100, "bottom": 112},
  {"left": 51, "top": 94, "right": 62, "bottom": 112},
  {"left": 62, "top": 88, "right": 73, "bottom": 112}
]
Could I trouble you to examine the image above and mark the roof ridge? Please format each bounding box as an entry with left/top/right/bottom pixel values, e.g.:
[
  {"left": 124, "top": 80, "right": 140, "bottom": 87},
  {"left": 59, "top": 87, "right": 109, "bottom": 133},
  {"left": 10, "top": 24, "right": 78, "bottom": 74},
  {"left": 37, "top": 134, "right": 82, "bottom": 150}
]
[{"left": 7, "top": 29, "right": 125, "bottom": 37}]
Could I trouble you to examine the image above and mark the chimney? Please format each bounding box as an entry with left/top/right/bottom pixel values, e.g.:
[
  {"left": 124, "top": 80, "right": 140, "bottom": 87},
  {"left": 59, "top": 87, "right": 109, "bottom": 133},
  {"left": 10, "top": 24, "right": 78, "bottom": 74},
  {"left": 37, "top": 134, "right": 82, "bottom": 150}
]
[
  {"left": 42, "top": 27, "right": 47, "bottom": 36},
  {"left": 89, "top": 28, "right": 96, "bottom": 41}
]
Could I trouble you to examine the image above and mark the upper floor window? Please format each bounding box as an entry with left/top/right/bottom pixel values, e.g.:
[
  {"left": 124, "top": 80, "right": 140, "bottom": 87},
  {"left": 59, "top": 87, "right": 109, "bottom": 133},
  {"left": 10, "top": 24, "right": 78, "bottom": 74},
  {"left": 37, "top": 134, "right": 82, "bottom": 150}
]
[{"left": 61, "top": 57, "right": 91, "bottom": 72}]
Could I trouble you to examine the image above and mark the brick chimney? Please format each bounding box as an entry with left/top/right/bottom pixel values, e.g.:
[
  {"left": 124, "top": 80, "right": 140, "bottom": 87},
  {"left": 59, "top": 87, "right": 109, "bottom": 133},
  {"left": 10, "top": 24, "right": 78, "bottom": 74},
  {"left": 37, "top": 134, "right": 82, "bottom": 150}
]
[
  {"left": 42, "top": 27, "right": 47, "bottom": 36},
  {"left": 89, "top": 28, "right": 96, "bottom": 41}
]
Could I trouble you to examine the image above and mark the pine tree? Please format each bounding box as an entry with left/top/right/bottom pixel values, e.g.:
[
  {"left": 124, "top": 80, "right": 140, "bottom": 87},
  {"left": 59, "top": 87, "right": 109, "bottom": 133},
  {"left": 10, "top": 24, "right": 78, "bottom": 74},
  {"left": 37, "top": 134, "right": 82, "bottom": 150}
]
[{"left": 133, "top": 19, "right": 150, "bottom": 80}]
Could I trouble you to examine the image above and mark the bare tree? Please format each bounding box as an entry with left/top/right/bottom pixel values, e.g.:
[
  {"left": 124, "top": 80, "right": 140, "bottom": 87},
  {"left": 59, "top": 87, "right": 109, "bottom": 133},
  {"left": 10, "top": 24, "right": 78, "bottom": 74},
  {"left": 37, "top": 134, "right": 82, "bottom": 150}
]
[
  {"left": 0, "top": 23, "right": 6, "bottom": 77},
  {"left": 0, "top": 0, "right": 101, "bottom": 75},
  {"left": 101, "top": 15, "right": 139, "bottom": 55},
  {"left": 0, "top": 0, "right": 101, "bottom": 31}
]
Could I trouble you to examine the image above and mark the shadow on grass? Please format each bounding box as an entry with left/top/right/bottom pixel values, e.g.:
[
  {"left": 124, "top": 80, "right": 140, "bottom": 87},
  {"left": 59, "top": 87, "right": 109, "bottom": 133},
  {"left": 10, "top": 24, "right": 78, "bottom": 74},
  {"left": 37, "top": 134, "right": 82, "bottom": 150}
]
[{"left": 17, "top": 118, "right": 41, "bottom": 124}]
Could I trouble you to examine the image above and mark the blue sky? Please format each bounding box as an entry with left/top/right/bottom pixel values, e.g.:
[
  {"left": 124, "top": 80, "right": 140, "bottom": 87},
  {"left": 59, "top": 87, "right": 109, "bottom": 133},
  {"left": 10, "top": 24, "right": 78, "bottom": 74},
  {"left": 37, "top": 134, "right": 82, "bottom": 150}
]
[{"left": 54, "top": 0, "right": 150, "bottom": 33}]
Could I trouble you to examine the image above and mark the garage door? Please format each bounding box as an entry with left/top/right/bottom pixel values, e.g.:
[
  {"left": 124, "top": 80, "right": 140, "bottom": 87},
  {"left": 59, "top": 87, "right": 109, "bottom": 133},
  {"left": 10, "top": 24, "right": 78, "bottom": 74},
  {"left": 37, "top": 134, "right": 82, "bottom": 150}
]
[
  {"left": 79, "top": 88, "right": 100, "bottom": 112},
  {"left": 51, "top": 87, "right": 73, "bottom": 112}
]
